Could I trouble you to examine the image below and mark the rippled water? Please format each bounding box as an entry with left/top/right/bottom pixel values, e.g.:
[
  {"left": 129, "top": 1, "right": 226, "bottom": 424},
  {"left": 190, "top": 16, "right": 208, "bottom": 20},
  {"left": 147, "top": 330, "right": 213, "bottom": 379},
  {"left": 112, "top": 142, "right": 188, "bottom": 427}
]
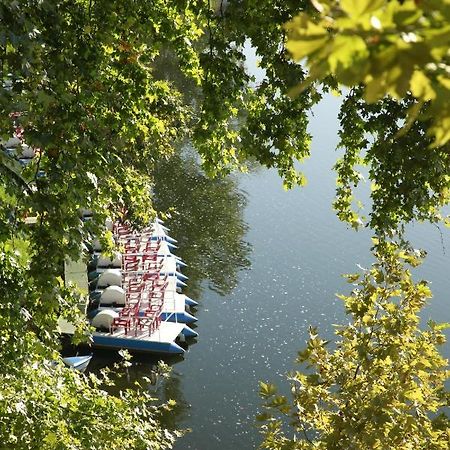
[{"left": 89, "top": 95, "right": 450, "bottom": 450}]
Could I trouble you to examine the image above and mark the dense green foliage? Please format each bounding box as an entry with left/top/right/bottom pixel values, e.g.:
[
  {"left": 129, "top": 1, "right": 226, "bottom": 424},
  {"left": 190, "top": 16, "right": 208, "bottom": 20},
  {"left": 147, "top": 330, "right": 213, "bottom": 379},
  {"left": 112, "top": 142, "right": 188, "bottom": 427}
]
[
  {"left": 334, "top": 91, "right": 450, "bottom": 231},
  {"left": 286, "top": 0, "right": 450, "bottom": 146},
  {"left": 194, "top": 0, "right": 317, "bottom": 188},
  {"left": 0, "top": 0, "right": 313, "bottom": 447},
  {"left": 0, "top": 248, "right": 180, "bottom": 449},
  {"left": 0, "top": 1, "right": 203, "bottom": 446},
  {"left": 1, "top": 0, "right": 449, "bottom": 448}
]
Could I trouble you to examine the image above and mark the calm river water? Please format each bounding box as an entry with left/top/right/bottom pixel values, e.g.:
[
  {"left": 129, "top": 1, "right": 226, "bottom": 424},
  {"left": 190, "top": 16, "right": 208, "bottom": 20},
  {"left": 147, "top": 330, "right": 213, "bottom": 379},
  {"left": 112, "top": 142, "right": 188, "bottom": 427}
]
[{"left": 91, "top": 95, "right": 450, "bottom": 450}]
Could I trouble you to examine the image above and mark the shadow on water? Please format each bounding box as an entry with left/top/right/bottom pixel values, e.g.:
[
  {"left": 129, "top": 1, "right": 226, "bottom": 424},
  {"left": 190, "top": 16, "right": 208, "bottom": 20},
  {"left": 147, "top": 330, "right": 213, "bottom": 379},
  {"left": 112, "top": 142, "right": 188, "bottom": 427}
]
[
  {"left": 87, "top": 350, "right": 191, "bottom": 430},
  {"left": 153, "top": 148, "right": 252, "bottom": 298}
]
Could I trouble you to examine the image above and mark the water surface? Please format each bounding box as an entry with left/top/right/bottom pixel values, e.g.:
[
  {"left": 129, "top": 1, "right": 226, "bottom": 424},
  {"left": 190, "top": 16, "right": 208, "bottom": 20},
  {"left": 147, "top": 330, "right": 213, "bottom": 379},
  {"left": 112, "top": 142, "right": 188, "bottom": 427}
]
[{"left": 91, "top": 95, "right": 450, "bottom": 450}]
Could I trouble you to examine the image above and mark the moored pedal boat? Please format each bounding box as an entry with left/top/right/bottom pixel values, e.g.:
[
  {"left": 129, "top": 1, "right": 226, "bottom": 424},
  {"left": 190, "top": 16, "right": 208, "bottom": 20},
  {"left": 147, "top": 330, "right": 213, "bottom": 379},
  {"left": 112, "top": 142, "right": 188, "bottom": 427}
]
[
  {"left": 92, "top": 322, "right": 197, "bottom": 354},
  {"left": 62, "top": 355, "right": 92, "bottom": 372},
  {"left": 90, "top": 287, "right": 198, "bottom": 324},
  {"left": 61, "top": 218, "right": 199, "bottom": 356}
]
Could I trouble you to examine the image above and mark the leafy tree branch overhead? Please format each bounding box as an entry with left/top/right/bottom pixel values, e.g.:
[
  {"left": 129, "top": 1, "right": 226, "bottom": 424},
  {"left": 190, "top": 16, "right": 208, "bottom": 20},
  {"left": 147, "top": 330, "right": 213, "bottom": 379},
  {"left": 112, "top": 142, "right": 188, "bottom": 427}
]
[
  {"left": 0, "top": 1, "right": 206, "bottom": 447},
  {"left": 285, "top": 0, "right": 450, "bottom": 146},
  {"left": 256, "top": 1, "right": 450, "bottom": 447},
  {"left": 0, "top": 1, "right": 314, "bottom": 446},
  {"left": 282, "top": 0, "right": 450, "bottom": 231}
]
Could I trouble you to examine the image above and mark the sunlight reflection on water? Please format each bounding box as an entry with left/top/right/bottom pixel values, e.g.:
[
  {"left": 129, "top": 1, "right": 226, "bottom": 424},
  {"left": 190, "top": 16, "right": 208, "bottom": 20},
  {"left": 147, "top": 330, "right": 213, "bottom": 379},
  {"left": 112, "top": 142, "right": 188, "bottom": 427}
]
[{"left": 89, "top": 94, "right": 449, "bottom": 450}]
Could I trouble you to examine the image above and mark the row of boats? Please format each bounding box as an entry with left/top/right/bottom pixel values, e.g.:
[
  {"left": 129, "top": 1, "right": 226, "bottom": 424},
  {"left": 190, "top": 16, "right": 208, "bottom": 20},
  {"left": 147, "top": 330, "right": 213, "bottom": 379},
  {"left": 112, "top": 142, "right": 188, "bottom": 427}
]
[{"left": 85, "top": 216, "right": 198, "bottom": 355}]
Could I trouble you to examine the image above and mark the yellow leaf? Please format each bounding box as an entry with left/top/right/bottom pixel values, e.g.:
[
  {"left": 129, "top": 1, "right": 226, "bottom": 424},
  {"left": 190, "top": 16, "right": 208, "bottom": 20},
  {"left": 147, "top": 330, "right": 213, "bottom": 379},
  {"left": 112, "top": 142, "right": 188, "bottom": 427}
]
[
  {"left": 340, "top": 0, "right": 384, "bottom": 19},
  {"left": 405, "top": 388, "right": 424, "bottom": 402},
  {"left": 286, "top": 13, "right": 327, "bottom": 38},
  {"left": 362, "top": 314, "right": 372, "bottom": 324},
  {"left": 410, "top": 70, "right": 436, "bottom": 101},
  {"left": 43, "top": 433, "right": 58, "bottom": 448},
  {"left": 430, "top": 115, "right": 450, "bottom": 147},
  {"left": 437, "top": 75, "right": 450, "bottom": 90},
  {"left": 285, "top": 13, "right": 328, "bottom": 60}
]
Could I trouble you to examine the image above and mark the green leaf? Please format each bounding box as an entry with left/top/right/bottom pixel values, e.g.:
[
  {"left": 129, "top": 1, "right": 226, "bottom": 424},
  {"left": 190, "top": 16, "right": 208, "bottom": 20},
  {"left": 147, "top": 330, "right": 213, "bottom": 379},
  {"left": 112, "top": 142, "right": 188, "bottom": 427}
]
[
  {"left": 260, "top": 381, "right": 277, "bottom": 397},
  {"left": 256, "top": 412, "right": 272, "bottom": 421},
  {"left": 329, "top": 35, "right": 369, "bottom": 72},
  {"left": 286, "top": 36, "right": 328, "bottom": 60},
  {"left": 341, "top": 0, "right": 384, "bottom": 19},
  {"left": 285, "top": 13, "right": 329, "bottom": 60}
]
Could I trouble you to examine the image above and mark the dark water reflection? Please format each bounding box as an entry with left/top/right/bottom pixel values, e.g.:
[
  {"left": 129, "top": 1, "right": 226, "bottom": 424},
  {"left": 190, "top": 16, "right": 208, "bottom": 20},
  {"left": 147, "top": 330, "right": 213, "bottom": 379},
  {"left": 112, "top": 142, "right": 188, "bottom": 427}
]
[{"left": 153, "top": 149, "right": 251, "bottom": 298}]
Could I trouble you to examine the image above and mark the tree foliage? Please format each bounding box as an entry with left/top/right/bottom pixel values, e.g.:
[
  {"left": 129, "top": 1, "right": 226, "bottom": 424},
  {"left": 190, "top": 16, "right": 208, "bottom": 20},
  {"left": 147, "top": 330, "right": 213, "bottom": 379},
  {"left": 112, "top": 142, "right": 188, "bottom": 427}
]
[
  {"left": 0, "top": 0, "right": 315, "bottom": 446},
  {"left": 285, "top": 0, "right": 450, "bottom": 146},
  {"left": 1, "top": 0, "right": 449, "bottom": 448},
  {"left": 255, "top": 1, "right": 450, "bottom": 448},
  {"left": 334, "top": 91, "right": 450, "bottom": 231},
  {"left": 284, "top": 0, "right": 450, "bottom": 231},
  {"left": 1, "top": 0, "right": 198, "bottom": 447},
  {"left": 259, "top": 242, "right": 450, "bottom": 449},
  {"left": 0, "top": 248, "right": 180, "bottom": 449},
  {"left": 194, "top": 0, "right": 317, "bottom": 189}
]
